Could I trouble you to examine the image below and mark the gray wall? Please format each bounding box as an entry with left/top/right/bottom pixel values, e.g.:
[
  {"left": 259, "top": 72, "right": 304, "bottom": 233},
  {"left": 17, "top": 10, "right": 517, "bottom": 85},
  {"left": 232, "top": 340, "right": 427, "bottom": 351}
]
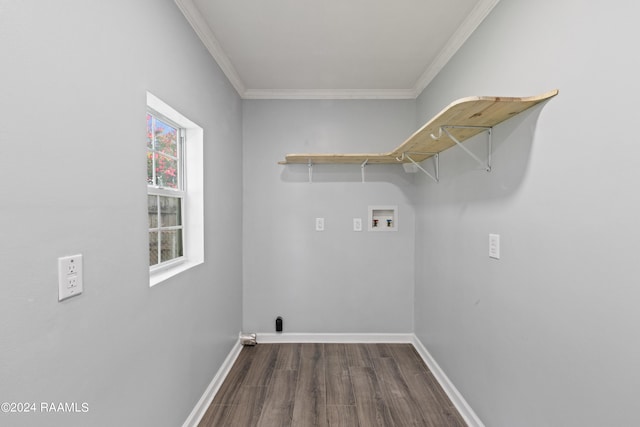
[
  {"left": 0, "top": 1, "right": 242, "bottom": 426},
  {"left": 242, "top": 100, "right": 417, "bottom": 334},
  {"left": 414, "top": 1, "right": 640, "bottom": 426}
]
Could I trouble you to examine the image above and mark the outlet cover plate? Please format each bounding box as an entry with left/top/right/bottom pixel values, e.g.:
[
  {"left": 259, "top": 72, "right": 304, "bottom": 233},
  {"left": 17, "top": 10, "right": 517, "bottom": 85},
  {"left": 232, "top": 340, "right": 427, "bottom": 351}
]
[
  {"left": 58, "top": 254, "right": 83, "bottom": 301},
  {"left": 489, "top": 234, "right": 500, "bottom": 259}
]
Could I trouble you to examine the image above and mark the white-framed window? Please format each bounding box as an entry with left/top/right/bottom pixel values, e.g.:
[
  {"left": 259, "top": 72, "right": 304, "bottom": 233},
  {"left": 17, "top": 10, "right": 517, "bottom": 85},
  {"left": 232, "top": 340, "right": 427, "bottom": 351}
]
[
  {"left": 146, "top": 92, "right": 204, "bottom": 287},
  {"left": 147, "top": 111, "right": 185, "bottom": 267}
]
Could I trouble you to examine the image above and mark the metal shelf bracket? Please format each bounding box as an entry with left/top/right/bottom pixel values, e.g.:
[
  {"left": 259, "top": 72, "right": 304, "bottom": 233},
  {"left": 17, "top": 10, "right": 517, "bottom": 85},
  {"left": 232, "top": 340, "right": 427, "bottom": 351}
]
[
  {"left": 361, "top": 159, "right": 368, "bottom": 183},
  {"left": 396, "top": 152, "right": 439, "bottom": 183},
  {"left": 431, "top": 125, "right": 492, "bottom": 172},
  {"left": 407, "top": 153, "right": 439, "bottom": 183}
]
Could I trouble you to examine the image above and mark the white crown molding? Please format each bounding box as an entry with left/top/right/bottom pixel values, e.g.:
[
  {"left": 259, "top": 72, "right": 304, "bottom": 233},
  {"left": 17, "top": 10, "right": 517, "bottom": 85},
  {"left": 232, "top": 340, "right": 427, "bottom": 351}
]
[
  {"left": 174, "top": 0, "right": 246, "bottom": 97},
  {"left": 176, "top": 0, "right": 499, "bottom": 100},
  {"left": 242, "top": 88, "right": 417, "bottom": 101},
  {"left": 413, "top": 0, "right": 501, "bottom": 97}
]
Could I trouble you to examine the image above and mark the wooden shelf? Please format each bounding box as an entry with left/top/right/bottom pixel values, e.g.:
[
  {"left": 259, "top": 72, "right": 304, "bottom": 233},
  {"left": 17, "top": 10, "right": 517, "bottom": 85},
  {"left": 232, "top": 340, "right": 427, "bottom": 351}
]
[{"left": 279, "top": 90, "right": 558, "bottom": 165}]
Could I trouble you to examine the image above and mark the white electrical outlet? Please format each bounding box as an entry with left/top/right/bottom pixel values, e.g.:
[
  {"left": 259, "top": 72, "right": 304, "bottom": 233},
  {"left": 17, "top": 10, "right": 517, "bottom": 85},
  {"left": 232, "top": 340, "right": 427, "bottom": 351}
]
[
  {"left": 353, "top": 218, "right": 362, "bottom": 232},
  {"left": 315, "top": 218, "right": 325, "bottom": 232},
  {"left": 489, "top": 234, "right": 500, "bottom": 259},
  {"left": 58, "top": 254, "right": 83, "bottom": 301}
]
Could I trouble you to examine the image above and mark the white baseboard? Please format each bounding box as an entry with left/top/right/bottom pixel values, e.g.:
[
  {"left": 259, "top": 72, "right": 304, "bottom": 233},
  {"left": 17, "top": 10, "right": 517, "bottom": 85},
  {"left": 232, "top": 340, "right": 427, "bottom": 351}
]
[
  {"left": 182, "top": 338, "right": 243, "bottom": 427},
  {"left": 411, "top": 336, "right": 485, "bottom": 427},
  {"left": 256, "top": 332, "right": 415, "bottom": 343}
]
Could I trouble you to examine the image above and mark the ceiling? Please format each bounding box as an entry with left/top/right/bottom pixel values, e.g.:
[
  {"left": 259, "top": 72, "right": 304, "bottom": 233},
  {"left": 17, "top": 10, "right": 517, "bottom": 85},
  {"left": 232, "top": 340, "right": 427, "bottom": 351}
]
[{"left": 175, "top": 0, "right": 500, "bottom": 99}]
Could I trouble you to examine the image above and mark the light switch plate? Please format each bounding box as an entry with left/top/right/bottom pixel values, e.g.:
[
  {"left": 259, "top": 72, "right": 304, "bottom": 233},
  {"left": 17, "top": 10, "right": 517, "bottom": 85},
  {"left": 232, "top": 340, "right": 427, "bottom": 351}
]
[
  {"left": 353, "top": 218, "right": 362, "bottom": 232},
  {"left": 315, "top": 218, "right": 325, "bottom": 232},
  {"left": 489, "top": 234, "right": 500, "bottom": 259}
]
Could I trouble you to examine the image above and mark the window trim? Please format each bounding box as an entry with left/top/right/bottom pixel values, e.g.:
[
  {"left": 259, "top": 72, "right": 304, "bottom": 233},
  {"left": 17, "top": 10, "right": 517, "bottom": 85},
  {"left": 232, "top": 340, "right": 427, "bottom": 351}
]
[{"left": 146, "top": 92, "right": 204, "bottom": 287}]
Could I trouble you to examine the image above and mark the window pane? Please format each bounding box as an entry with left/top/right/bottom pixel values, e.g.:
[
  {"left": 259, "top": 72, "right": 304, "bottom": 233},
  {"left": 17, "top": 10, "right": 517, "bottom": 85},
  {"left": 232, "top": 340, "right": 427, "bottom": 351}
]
[
  {"left": 159, "top": 196, "right": 181, "bottom": 227},
  {"left": 160, "top": 230, "right": 183, "bottom": 263},
  {"left": 149, "top": 232, "right": 159, "bottom": 266},
  {"left": 148, "top": 195, "right": 158, "bottom": 228},
  {"left": 154, "top": 117, "right": 177, "bottom": 157},
  {"left": 155, "top": 153, "right": 178, "bottom": 189}
]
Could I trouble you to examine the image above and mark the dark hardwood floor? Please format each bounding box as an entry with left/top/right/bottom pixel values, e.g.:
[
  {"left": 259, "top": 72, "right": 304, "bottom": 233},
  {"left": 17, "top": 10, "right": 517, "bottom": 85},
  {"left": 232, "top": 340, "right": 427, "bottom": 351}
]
[{"left": 198, "top": 343, "right": 467, "bottom": 426}]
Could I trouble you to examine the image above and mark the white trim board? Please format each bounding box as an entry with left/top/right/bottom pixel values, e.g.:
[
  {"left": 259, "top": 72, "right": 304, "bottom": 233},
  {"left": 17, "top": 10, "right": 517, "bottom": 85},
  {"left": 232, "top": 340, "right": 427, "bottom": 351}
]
[
  {"left": 182, "top": 339, "right": 243, "bottom": 427},
  {"left": 256, "top": 332, "right": 414, "bottom": 344},
  {"left": 242, "top": 88, "right": 417, "bottom": 100},
  {"left": 412, "top": 0, "right": 500, "bottom": 97},
  {"left": 183, "top": 333, "right": 484, "bottom": 427},
  {"left": 173, "top": 0, "right": 246, "bottom": 96},
  {"left": 411, "top": 336, "right": 485, "bottom": 427}
]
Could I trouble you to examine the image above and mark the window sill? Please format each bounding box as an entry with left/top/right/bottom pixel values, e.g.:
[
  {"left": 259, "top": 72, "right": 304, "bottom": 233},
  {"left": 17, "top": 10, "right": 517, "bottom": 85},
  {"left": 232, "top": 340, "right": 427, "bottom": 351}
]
[{"left": 149, "top": 259, "right": 203, "bottom": 287}]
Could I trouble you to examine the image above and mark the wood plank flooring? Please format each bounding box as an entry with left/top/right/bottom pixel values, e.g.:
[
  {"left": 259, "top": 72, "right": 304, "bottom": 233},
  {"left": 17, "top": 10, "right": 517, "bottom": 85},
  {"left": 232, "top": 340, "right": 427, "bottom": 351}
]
[{"left": 198, "top": 343, "right": 466, "bottom": 427}]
